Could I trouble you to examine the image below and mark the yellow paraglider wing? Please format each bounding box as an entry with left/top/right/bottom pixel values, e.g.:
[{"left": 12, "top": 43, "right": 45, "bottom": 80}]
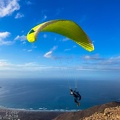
[{"left": 27, "top": 20, "right": 94, "bottom": 52}]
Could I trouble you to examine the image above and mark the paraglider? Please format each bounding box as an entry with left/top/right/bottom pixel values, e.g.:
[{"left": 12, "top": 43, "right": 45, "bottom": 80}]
[
  {"left": 70, "top": 88, "right": 81, "bottom": 106},
  {"left": 27, "top": 19, "right": 94, "bottom": 52},
  {"left": 27, "top": 19, "right": 94, "bottom": 106}
]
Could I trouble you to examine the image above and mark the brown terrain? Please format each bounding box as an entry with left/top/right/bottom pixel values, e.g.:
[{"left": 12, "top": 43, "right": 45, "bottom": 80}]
[
  {"left": 0, "top": 101, "right": 120, "bottom": 120},
  {"left": 54, "top": 101, "right": 120, "bottom": 120}
]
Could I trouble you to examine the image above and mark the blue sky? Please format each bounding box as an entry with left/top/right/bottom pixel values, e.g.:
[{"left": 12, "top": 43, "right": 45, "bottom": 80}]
[{"left": 0, "top": 0, "right": 120, "bottom": 80}]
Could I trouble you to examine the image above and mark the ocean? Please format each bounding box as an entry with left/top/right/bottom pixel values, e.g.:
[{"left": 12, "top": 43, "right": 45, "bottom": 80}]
[{"left": 0, "top": 78, "right": 120, "bottom": 111}]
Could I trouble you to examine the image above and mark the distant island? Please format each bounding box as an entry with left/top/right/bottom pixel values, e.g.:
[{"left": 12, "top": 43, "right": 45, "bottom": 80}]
[{"left": 0, "top": 101, "right": 120, "bottom": 120}]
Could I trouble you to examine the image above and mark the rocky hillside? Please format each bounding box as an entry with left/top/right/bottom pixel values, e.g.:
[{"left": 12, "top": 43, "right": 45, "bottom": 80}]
[{"left": 54, "top": 101, "right": 120, "bottom": 120}]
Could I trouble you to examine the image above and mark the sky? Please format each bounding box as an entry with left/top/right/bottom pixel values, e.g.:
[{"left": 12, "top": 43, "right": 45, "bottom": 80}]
[{"left": 0, "top": 0, "right": 120, "bottom": 80}]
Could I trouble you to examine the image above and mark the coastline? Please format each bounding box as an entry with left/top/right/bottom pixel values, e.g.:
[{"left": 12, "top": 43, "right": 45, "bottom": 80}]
[
  {"left": 0, "top": 106, "right": 81, "bottom": 120},
  {"left": 0, "top": 107, "right": 66, "bottom": 120},
  {"left": 0, "top": 106, "right": 80, "bottom": 112},
  {"left": 0, "top": 101, "right": 120, "bottom": 120}
]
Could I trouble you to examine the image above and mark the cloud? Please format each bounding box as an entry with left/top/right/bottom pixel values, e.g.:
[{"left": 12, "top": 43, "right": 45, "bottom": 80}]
[
  {"left": 37, "top": 10, "right": 48, "bottom": 22},
  {"left": 23, "top": 49, "right": 32, "bottom": 52},
  {"left": 0, "top": 32, "right": 10, "bottom": 38},
  {"left": 82, "top": 54, "right": 104, "bottom": 61},
  {"left": 43, "top": 34, "right": 47, "bottom": 38},
  {"left": 80, "top": 54, "right": 120, "bottom": 71},
  {"left": 44, "top": 51, "right": 52, "bottom": 58},
  {"left": 51, "top": 46, "right": 58, "bottom": 51},
  {"left": 0, "top": 33, "right": 27, "bottom": 46},
  {"left": 100, "top": 56, "right": 120, "bottom": 66},
  {"left": 73, "top": 45, "right": 77, "bottom": 48},
  {"left": 2, "top": 61, "right": 39, "bottom": 73},
  {"left": 0, "top": 59, "right": 9, "bottom": 67},
  {"left": 0, "top": 31, "right": 13, "bottom": 45},
  {"left": 14, "top": 35, "right": 27, "bottom": 44},
  {"left": 44, "top": 46, "right": 57, "bottom": 58},
  {"left": 43, "top": 15, "right": 47, "bottom": 20},
  {"left": 44, "top": 51, "right": 120, "bottom": 72},
  {"left": 0, "top": 55, "right": 120, "bottom": 79},
  {"left": 15, "top": 12, "right": 24, "bottom": 19},
  {"left": 0, "top": 0, "right": 20, "bottom": 18},
  {"left": 0, "top": 59, "right": 70, "bottom": 78},
  {"left": 0, "top": 60, "right": 59, "bottom": 72},
  {"left": 25, "top": 0, "right": 32, "bottom": 5},
  {"left": 64, "top": 48, "right": 71, "bottom": 51},
  {"left": 55, "top": 8, "right": 64, "bottom": 16},
  {"left": 61, "top": 38, "right": 69, "bottom": 42},
  {"left": 41, "top": 14, "right": 47, "bottom": 22},
  {"left": 27, "top": 49, "right": 32, "bottom": 52},
  {"left": 14, "top": 35, "right": 26, "bottom": 41},
  {"left": 0, "top": 59, "right": 73, "bottom": 75}
]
